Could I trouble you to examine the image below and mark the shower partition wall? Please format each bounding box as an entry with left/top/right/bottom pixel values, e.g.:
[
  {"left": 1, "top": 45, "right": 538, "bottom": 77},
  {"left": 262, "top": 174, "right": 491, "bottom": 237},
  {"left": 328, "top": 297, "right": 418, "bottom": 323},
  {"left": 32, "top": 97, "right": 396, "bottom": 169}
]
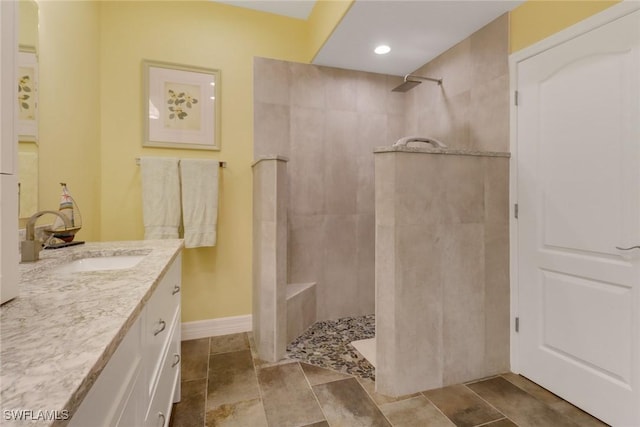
[
  {"left": 252, "top": 156, "right": 289, "bottom": 361},
  {"left": 374, "top": 145, "right": 510, "bottom": 396}
]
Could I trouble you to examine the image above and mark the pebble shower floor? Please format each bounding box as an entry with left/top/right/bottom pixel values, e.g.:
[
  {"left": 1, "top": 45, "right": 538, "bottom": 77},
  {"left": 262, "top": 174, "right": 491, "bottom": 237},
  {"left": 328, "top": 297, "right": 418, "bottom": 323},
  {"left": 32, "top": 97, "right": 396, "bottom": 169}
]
[{"left": 286, "top": 314, "right": 376, "bottom": 380}]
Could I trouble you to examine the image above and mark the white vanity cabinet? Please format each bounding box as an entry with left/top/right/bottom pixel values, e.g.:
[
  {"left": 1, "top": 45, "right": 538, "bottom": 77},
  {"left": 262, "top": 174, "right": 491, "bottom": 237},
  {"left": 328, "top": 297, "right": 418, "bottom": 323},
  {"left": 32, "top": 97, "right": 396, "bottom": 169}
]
[
  {"left": 144, "top": 253, "right": 182, "bottom": 427},
  {"left": 0, "top": 0, "right": 19, "bottom": 305},
  {"left": 69, "top": 253, "right": 182, "bottom": 427}
]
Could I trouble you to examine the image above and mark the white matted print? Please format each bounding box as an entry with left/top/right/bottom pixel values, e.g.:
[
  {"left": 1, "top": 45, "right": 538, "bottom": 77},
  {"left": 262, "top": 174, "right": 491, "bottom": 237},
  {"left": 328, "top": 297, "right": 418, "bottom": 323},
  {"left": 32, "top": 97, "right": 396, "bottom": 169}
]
[
  {"left": 143, "top": 60, "right": 220, "bottom": 150},
  {"left": 18, "top": 49, "right": 38, "bottom": 142}
]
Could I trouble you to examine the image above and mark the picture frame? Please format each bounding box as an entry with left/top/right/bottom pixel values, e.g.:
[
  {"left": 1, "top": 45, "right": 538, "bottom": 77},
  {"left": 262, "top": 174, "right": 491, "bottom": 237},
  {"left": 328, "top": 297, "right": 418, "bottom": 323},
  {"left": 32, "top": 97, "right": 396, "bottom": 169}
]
[
  {"left": 143, "top": 60, "right": 220, "bottom": 151},
  {"left": 18, "top": 46, "right": 38, "bottom": 142}
]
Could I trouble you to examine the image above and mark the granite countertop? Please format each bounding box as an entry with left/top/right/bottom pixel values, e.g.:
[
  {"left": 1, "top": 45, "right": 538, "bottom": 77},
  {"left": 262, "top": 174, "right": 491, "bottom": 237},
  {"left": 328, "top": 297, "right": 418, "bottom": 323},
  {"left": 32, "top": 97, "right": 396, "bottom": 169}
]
[{"left": 0, "top": 239, "right": 184, "bottom": 426}]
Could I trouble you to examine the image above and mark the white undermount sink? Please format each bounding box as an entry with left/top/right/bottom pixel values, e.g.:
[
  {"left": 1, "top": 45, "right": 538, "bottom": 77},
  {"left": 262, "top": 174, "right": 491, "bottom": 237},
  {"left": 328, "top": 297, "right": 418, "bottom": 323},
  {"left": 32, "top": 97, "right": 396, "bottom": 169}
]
[{"left": 53, "top": 255, "right": 146, "bottom": 274}]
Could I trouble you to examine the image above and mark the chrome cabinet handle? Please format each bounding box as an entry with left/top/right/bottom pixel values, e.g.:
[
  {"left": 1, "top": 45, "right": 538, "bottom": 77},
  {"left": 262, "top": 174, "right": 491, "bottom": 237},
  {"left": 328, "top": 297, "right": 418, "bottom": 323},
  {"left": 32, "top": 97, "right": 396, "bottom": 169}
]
[
  {"left": 158, "top": 412, "right": 166, "bottom": 427},
  {"left": 153, "top": 319, "right": 166, "bottom": 336},
  {"left": 172, "top": 353, "right": 181, "bottom": 368},
  {"left": 172, "top": 285, "right": 181, "bottom": 295},
  {"left": 616, "top": 245, "right": 640, "bottom": 251}
]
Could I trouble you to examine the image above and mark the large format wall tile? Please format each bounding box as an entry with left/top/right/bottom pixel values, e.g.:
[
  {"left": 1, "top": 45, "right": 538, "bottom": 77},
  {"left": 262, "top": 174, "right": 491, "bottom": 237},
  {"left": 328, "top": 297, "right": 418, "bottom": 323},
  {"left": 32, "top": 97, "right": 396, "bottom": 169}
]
[
  {"left": 441, "top": 223, "right": 486, "bottom": 384},
  {"left": 320, "top": 215, "right": 359, "bottom": 320},
  {"left": 288, "top": 214, "right": 325, "bottom": 286},
  {"left": 375, "top": 151, "right": 510, "bottom": 395},
  {"left": 252, "top": 159, "right": 288, "bottom": 361},
  {"left": 356, "top": 214, "right": 376, "bottom": 314},
  {"left": 484, "top": 222, "right": 510, "bottom": 375},
  {"left": 256, "top": 58, "right": 402, "bottom": 325},
  {"left": 469, "top": 74, "right": 510, "bottom": 152},
  {"left": 254, "top": 57, "right": 290, "bottom": 106},
  {"left": 356, "top": 112, "right": 387, "bottom": 215},
  {"left": 402, "top": 14, "right": 508, "bottom": 152},
  {"left": 470, "top": 13, "right": 509, "bottom": 87},
  {"left": 290, "top": 107, "right": 325, "bottom": 216},
  {"left": 484, "top": 157, "right": 510, "bottom": 225},
  {"left": 357, "top": 72, "right": 388, "bottom": 114},
  {"left": 253, "top": 102, "right": 290, "bottom": 159},
  {"left": 290, "top": 62, "right": 326, "bottom": 109},
  {"left": 323, "top": 110, "right": 358, "bottom": 215},
  {"left": 325, "top": 67, "right": 358, "bottom": 112}
]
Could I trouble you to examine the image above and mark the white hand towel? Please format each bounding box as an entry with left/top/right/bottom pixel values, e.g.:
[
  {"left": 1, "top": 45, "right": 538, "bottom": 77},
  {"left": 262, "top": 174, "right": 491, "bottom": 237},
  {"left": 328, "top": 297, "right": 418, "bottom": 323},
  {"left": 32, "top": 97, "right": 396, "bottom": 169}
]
[
  {"left": 140, "top": 157, "right": 181, "bottom": 239},
  {"left": 180, "top": 159, "right": 219, "bottom": 248}
]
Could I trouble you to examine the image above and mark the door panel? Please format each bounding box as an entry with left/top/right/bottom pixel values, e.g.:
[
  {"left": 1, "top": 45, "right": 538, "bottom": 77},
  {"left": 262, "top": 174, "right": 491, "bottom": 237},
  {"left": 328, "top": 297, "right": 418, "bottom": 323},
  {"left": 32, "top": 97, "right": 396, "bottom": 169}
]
[
  {"left": 516, "top": 9, "right": 640, "bottom": 426},
  {"left": 541, "top": 270, "right": 632, "bottom": 382}
]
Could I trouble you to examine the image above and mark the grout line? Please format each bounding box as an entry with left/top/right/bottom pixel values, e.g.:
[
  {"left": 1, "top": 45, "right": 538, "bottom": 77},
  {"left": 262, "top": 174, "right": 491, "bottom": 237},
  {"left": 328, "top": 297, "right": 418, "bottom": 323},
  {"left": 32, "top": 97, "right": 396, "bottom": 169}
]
[
  {"left": 473, "top": 416, "right": 508, "bottom": 427},
  {"left": 499, "top": 373, "right": 607, "bottom": 426},
  {"left": 296, "top": 361, "right": 338, "bottom": 427},
  {"left": 352, "top": 378, "right": 396, "bottom": 427},
  {"left": 462, "top": 383, "right": 509, "bottom": 421},
  {"left": 248, "top": 332, "right": 272, "bottom": 426},
  {"left": 421, "top": 392, "right": 458, "bottom": 426},
  {"left": 290, "top": 362, "right": 329, "bottom": 427},
  {"left": 203, "top": 336, "right": 211, "bottom": 427},
  {"left": 300, "top": 361, "right": 333, "bottom": 427}
]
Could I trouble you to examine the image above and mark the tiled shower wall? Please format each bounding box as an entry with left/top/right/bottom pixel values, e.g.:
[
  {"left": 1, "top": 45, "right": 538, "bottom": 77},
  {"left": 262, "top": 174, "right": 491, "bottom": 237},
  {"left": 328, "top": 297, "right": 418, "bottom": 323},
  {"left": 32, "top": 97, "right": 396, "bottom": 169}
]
[
  {"left": 254, "top": 57, "right": 405, "bottom": 321},
  {"left": 253, "top": 14, "right": 509, "bottom": 322},
  {"left": 403, "top": 14, "right": 509, "bottom": 152}
]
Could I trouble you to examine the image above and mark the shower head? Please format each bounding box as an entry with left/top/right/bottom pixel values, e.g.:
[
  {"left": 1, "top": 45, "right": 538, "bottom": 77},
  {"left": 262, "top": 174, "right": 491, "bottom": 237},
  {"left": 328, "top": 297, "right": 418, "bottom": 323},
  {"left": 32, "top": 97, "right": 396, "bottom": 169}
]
[{"left": 392, "top": 74, "right": 442, "bottom": 92}]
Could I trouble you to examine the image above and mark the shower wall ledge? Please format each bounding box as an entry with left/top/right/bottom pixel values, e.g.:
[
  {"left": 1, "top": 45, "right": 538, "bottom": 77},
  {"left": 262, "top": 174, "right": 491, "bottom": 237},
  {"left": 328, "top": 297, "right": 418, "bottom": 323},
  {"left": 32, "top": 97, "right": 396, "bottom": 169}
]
[
  {"left": 375, "top": 146, "right": 510, "bottom": 158},
  {"left": 251, "top": 155, "right": 290, "bottom": 167}
]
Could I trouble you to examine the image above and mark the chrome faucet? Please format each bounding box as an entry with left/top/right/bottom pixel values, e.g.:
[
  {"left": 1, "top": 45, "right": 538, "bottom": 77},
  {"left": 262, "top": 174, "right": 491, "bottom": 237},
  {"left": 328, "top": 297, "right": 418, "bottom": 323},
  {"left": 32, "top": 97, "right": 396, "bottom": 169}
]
[{"left": 21, "top": 210, "right": 72, "bottom": 263}]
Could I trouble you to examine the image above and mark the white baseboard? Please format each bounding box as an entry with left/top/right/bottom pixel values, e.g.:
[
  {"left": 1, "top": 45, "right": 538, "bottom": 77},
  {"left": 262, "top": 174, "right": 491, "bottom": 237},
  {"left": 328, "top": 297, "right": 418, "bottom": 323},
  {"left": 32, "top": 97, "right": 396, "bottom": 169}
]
[{"left": 181, "top": 314, "right": 252, "bottom": 341}]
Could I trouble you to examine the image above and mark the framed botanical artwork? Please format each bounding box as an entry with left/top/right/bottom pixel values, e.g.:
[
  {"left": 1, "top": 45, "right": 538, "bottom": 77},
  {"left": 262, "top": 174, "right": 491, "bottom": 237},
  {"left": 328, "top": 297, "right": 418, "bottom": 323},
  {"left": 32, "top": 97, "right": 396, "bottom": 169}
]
[
  {"left": 18, "top": 47, "right": 38, "bottom": 142},
  {"left": 143, "top": 60, "right": 220, "bottom": 151}
]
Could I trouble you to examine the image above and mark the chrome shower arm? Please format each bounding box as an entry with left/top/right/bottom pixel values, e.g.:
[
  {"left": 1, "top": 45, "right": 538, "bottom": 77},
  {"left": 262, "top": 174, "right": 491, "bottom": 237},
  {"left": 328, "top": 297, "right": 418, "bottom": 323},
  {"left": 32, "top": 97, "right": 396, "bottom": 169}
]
[{"left": 404, "top": 74, "right": 442, "bottom": 86}]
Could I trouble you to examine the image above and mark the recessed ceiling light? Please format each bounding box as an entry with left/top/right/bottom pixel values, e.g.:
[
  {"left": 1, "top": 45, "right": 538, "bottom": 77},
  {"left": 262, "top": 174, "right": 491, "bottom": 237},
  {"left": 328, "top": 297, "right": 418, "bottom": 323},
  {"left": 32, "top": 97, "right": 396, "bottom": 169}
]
[{"left": 374, "top": 45, "right": 391, "bottom": 55}]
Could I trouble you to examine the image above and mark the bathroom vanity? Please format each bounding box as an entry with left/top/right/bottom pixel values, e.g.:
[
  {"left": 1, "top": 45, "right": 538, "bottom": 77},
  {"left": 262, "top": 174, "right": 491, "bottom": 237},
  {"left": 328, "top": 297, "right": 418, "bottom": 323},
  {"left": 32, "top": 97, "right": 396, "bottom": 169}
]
[{"left": 0, "top": 240, "right": 183, "bottom": 427}]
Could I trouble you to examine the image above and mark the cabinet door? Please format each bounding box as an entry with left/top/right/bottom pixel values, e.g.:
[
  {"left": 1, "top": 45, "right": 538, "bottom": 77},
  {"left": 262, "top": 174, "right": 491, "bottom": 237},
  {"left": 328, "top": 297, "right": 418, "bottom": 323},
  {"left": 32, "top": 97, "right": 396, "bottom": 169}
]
[
  {"left": 0, "top": 0, "right": 17, "bottom": 175},
  {"left": 69, "top": 316, "right": 143, "bottom": 427},
  {"left": 0, "top": 174, "right": 18, "bottom": 304}
]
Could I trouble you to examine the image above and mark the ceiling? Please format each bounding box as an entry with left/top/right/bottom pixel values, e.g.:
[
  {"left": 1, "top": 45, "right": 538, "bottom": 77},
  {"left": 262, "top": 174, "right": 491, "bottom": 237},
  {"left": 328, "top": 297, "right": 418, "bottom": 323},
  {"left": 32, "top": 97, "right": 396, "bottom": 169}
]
[
  {"left": 215, "top": 0, "right": 525, "bottom": 76},
  {"left": 215, "top": 0, "right": 316, "bottom": 19}
]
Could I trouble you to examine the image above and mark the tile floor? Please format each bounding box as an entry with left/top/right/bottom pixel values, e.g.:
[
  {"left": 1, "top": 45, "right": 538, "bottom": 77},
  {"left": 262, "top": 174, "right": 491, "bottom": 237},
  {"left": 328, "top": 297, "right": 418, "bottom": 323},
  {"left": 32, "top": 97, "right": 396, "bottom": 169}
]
[{"left": 168, "top": 332, "right": 609, "bottom": 427}]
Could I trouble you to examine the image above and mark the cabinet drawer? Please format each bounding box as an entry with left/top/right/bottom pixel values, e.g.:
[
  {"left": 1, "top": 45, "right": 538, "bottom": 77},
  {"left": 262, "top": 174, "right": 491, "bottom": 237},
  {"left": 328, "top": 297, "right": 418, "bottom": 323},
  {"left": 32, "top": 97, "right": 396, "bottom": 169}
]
[
  {"left": 145, "top": 254, "right": 181, "bottom": 395},
  {"left": 144, "top": 314, "right": 181, "bottom": 427},
  {"left": 146, "top": 254, "right": 181, "bottom": 329}
]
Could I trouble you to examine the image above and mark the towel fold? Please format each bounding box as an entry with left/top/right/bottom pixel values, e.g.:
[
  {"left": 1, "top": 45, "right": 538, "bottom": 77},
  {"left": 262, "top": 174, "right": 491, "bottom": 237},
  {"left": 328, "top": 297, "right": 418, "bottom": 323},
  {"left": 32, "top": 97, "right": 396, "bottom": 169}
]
[
  {"left": 140, "top": 157, "right": 181, "bottom": 240},
  {"left": 180, "top": 159, "right": 219, "bottom": 248}
]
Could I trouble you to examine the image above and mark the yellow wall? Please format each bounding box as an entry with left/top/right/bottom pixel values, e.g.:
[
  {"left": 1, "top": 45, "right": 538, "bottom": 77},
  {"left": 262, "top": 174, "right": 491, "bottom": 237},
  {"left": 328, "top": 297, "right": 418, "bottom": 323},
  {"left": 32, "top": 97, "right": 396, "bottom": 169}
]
[
  {"left": 37, "top": 0, "right": 101, "bottom": 241},
  {"left": 99, "top": 1, "right": 309, "bottom": 322},
  {"left": 510, "top": 0, "right": 621, "bottom": 52},
  {"left": 307, "top": 0, "right": 354, "bottom": 61},
  {"left": 18, "top": 0, "right": 37, "bottom": 49}
]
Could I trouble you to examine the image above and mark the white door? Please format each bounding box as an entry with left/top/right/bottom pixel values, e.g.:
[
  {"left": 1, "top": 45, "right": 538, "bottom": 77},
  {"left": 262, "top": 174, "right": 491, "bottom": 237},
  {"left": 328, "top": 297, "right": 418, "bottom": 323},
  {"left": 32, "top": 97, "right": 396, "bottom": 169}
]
[{"left": 516, "top": 8, "right": 640, "bottom": 427}]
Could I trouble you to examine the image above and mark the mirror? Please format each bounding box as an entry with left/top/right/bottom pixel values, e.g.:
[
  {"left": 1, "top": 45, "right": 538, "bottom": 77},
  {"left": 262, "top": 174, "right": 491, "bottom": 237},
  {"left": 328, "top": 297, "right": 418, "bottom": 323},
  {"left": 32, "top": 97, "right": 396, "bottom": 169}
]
[{"left": 18, "top": 0, "right": 38, "bottom": 222}]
